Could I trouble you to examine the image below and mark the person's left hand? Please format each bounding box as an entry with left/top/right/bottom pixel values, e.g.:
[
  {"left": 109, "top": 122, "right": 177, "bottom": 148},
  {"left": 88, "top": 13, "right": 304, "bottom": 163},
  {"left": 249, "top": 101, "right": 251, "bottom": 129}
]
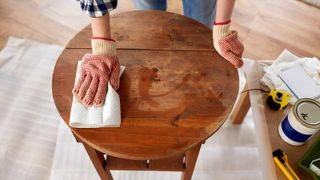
[{"left": 213, "top": 20, "right": 244, "bottom": 68}]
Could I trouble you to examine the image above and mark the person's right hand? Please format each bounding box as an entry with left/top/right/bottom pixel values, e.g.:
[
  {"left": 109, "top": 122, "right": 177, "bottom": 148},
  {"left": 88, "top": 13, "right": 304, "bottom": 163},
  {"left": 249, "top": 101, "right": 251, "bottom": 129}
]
[{"left": 72, "top": 38, "right": 120, "bottom": 107}]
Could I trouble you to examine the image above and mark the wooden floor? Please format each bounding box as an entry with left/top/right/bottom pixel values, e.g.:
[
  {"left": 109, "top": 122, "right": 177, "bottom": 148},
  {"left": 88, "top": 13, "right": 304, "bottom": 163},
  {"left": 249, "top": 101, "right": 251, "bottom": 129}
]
[{"left": 1, "top": 0, "right": 319, "bottom": 60}]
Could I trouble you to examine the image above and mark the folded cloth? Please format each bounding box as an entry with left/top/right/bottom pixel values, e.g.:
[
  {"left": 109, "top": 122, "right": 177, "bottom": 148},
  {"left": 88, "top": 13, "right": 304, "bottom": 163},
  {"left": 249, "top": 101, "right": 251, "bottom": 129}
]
[
  {"left": 69, "top": 61, "right": 125, "bottom": 128},
  {"left": 260, "top": 50, "right": 320, "bottom": 104}
]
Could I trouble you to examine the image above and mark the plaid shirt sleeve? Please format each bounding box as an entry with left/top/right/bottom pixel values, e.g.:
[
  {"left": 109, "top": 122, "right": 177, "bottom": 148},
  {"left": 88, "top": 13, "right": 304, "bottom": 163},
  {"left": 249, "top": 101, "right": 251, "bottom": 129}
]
[{"left": 78, "top": 0, "right": 118, "bottom": 17}]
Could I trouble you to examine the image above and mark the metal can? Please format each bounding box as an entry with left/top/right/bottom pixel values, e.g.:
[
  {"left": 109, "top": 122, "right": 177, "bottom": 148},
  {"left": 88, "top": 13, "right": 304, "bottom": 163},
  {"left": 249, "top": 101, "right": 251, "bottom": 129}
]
[{"left": 278, "top": 98, "right": 320, "bottom": 146}]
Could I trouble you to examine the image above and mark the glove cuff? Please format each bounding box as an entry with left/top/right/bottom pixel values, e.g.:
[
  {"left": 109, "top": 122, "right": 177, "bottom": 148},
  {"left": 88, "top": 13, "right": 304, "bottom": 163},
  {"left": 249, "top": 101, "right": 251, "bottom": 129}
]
[
  {"left": 91, "top": 38, "right": 116, "bottom": 56},
  {"left": 213, "top": 22, "right": 231, "bottom": 53},
  {"left": 213, "top": 23, "right": 231, "bottom": 39}
]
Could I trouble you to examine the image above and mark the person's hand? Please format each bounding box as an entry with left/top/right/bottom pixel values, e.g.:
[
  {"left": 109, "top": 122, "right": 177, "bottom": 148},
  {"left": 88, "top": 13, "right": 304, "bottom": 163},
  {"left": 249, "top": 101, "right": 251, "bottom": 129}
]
[
  {"left": 73, "top": 38, "right": 120, "bottom": 106},
  {"left": 213, "top": 20, "right": 244, "bottom": 68}
]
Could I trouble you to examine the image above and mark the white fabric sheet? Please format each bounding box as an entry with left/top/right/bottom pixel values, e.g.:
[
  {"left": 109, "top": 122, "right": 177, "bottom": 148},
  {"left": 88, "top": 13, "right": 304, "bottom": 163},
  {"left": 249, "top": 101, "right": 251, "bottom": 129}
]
[
  {"left": 0, "top": 37, "right": 63, "bottom": 180},
  {"left": 260, "top": 50, "right": 320, "bottom": 104},
  {"left": 241, "top": 59, "right": 277, "bottom": 180},
  {"left": 69, "top": 62, "right": 125, "bottom": 128}
]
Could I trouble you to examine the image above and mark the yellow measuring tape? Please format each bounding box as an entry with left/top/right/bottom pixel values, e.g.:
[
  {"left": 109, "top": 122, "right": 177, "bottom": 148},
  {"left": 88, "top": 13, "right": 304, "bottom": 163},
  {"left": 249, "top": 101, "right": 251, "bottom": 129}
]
[{"left": 267, "top": 89, "right": 290, "bottom": 110}]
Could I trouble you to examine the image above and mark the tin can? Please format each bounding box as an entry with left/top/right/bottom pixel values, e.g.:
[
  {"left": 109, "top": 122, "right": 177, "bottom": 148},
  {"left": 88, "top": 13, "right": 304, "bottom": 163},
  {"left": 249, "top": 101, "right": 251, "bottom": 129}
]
[{"left": 278, "top": 98, "right": 320, "bottom": 146}]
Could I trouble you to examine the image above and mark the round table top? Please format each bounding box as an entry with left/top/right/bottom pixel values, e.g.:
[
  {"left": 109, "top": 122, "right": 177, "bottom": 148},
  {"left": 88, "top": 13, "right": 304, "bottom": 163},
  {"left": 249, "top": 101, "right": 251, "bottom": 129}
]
[{"left": 52, "top": 11, "right": 239, "bottom": 160}]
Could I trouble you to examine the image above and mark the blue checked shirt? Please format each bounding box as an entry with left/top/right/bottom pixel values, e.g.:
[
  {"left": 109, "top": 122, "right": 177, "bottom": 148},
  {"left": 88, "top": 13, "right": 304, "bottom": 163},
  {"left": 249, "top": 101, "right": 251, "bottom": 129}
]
[{"left": 78, "top": 0, "right": 118, "bottom": 17}]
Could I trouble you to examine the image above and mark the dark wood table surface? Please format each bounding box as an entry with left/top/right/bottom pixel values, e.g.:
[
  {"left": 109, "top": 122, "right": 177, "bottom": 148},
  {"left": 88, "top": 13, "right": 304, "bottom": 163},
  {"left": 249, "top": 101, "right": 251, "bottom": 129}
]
[{"left": 52, "top": 11, "right": 239, "bottom": 161}]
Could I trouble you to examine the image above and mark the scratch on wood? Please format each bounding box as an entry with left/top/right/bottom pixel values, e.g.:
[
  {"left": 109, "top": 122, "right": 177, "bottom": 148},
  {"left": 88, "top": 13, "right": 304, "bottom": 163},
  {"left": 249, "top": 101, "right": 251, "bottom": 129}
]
[{"left": 171, "top": 114, "right": 181, "bottom": 127}]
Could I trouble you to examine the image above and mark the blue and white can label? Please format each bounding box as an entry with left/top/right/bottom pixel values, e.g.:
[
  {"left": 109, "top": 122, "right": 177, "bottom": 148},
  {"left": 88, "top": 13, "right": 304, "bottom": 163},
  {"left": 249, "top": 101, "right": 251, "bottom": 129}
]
[{"left": 278, "top": 98, "right": 320, "bottom": 146}]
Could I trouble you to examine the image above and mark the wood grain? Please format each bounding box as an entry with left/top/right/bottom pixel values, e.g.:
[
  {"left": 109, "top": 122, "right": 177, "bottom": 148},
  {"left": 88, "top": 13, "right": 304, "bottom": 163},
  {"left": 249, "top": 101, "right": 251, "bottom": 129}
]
[
  {"left": 83, "top": 143, "right": 113, "bottom": 180},
  {"left": 52, "top": 11, "right": 239, "bottom": 161},
  {"left": 233, "top": 0, "right": 320, "bottom": 59},
  {"left": 230, "top": 83, "right": 251, "bottom": 124},
  {"left": 2, "top": 0, "right": 320, "bottom": 58},
  {"left": 105, "top": 156, "right": 148, "bottom": 170},
  {"left": 66, "top": 11, "right": 214, "bottom": 51},
  {"left": 181, "top": 143, "right": 202, "bottom": 180},
  {"left": 106, "top": 153, "right": 185, "bottom": 171},
  {"left": 148, "top": 153, "right": 185, "bottom": 171},
  {"left": 53, "top": 48, "right": 238, "bottom": 160},
  {"left": 3, "top": 0, "right": 319, "bottom": 179}
]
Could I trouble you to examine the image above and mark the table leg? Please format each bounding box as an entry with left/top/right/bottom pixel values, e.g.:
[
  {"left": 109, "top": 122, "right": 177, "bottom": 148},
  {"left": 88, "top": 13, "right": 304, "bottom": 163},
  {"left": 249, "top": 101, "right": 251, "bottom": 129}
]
[
  {"left": 181, "top": 143, "right": 202, "bottom": 180},
  {"left": 230, "top": 83, "right": 251, "bottom": 124},
  {"left": 83, "top": 143, "right": 113, "bottom": 180},
  {"left": 71, "top": 131, "right": 80, "bottom": 143}
]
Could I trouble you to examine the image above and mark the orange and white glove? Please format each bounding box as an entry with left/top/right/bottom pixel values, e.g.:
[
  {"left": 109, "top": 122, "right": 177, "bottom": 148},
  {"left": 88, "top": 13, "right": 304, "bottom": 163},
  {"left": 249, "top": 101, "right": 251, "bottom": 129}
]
[
  {"left": 213, "top": 20, "right": 244, "bottom": 68},
  {"left": 73, "top": 37, "right": 120, "bottom": 107}
]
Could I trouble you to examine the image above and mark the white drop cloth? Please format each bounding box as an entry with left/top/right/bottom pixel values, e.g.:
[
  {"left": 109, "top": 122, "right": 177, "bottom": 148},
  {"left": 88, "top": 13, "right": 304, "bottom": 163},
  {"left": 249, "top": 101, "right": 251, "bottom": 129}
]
[
  {"left": 69, "top": 62, "right": 125, "bottom": 128},
  {"left": 0, "top": 37, "right": 63, "bottom": 180},
  {"left": 241, "top": 59, "right": 278, "bottom": 180},
  {"left": 260, "top": 50, "right": 320, "bottom": 104}
]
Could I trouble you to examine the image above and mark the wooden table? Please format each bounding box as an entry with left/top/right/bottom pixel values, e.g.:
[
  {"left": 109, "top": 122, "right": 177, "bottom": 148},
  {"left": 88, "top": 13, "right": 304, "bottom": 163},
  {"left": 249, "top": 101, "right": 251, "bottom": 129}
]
[{"left": 52, "top": 11, "right": 239, "bottom": 180}]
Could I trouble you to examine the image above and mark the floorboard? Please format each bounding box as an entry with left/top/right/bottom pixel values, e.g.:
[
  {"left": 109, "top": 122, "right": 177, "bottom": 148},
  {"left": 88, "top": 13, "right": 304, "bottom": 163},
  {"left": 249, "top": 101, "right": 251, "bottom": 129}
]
[{"left": 1, "top": 0, "right": 319, "bottom": 59}]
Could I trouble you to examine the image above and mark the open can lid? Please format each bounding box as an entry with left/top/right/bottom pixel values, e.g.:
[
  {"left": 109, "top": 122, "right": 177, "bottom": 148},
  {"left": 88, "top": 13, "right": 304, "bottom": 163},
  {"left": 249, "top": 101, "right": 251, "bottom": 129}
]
[{"left": 293, "top": 98, "right": 320, "bottom": 129}]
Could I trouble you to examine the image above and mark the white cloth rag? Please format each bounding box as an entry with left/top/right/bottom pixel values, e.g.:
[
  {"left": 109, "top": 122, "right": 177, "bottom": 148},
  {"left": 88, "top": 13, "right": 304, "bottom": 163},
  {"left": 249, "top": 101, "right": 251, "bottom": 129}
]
[
  {"left": 260, "top": 49, "right": 320, "bottom": 104},
  {"left": 69, "top": 61, "right": 125, "bottom": 128}
]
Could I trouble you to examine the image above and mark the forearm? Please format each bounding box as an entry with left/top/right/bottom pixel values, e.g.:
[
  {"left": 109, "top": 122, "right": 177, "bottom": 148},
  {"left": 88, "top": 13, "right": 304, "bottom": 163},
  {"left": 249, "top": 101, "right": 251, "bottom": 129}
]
[
  {"left": 90, "top": 12, "right": 116, "bottom": 56},
  {"left": 91, "top": 12, "right": 111, "bottom": 38},
  {"left": 215, "top": 0, "right": 236, "bottom": 22}
]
